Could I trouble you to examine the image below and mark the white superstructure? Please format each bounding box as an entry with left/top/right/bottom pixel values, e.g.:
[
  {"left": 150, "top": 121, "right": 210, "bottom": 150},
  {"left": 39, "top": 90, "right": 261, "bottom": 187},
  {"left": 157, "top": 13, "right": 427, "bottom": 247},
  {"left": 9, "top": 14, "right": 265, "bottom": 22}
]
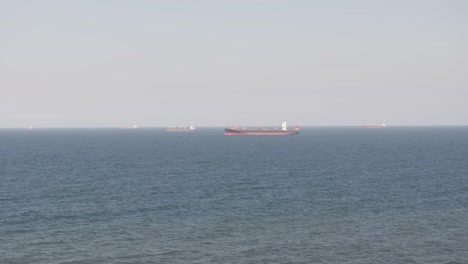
[{"left": 281, "top": 121, "right": 287, "bottom": 131}]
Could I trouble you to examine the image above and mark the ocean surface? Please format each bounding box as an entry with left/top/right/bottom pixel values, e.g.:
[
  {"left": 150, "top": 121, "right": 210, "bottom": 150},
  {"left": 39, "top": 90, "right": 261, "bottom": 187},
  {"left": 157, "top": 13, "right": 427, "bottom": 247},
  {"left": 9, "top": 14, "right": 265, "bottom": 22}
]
[{"left": 1, "top": 127, "right": 467, "bottom": 264}]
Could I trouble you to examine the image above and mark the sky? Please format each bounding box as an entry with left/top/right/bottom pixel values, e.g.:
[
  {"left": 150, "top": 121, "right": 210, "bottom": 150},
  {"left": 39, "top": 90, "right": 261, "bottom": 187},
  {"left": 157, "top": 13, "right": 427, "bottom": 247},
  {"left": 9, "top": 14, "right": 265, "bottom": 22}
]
[{"left": 1, "top": 0, "right": 467, "bottom": 128}]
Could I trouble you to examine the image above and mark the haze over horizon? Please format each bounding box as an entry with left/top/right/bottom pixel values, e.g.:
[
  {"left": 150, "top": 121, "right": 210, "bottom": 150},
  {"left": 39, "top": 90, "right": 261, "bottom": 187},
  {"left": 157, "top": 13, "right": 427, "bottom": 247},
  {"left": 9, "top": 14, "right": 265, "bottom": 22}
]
[{"left": 1, "top": 1, "right": 467, "bottom": 128}]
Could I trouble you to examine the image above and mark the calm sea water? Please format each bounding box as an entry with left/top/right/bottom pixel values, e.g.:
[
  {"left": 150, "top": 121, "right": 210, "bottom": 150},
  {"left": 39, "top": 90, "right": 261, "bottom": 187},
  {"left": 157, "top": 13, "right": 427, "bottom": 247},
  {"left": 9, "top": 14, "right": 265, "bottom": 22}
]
[{"left": 1, "top": 127, "right": 467, "bottom": 264}]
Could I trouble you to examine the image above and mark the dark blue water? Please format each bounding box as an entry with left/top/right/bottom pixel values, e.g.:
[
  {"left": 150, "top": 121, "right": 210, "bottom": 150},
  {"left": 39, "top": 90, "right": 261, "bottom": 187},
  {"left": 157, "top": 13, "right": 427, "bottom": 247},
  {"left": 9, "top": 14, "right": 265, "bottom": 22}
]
[{"left": 1, "top": 127, "right": 467, "bottom": 264}]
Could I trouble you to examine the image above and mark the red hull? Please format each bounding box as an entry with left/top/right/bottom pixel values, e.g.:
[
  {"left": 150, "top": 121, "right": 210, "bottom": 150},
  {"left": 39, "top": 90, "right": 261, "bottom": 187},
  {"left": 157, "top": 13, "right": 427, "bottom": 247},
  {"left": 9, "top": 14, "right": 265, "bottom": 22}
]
[
  {"left": 163, "top": 130, "right": 195, "bottom": 132},
  {"left": 224, "top": 132, "right": 297, "bottom": 136},
  {"left": 224, "top": 123, "right": 299, "bottom": 136},
  {"left": 224, "top": 130, "right": 298, "bottom": 136}
]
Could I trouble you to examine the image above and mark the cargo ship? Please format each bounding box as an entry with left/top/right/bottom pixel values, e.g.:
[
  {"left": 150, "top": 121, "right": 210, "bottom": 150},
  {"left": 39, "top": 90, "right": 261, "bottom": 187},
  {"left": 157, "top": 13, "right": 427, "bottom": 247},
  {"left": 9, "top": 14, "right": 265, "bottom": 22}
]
[
  {"left": 361, "top": 123, "right": 386, "bottom": 128},
  {"left": 162, "top": 125, "right": 196, "bottom": 132},
  {"left": 224, "top": 121, "right": 299, "bottom": 136},
  {"left": 119, "top": 125, "right": 138, "bottom": 129}
]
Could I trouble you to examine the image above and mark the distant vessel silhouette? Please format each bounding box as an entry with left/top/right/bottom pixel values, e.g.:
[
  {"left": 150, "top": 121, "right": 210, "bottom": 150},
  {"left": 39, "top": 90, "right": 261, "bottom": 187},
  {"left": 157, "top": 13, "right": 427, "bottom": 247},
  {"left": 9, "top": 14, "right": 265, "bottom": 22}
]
[
  {"left": 224, "top": 121, "right": 299, "bottom": 136},
  {"left": 120, "top": 125, "right": 138, "bottom": 129},
  {"left": 361, "top": 123, "right": 386, "bottom": 128},
  {"left": 162, "top": 126, "right": 196, "bottom": 132}
]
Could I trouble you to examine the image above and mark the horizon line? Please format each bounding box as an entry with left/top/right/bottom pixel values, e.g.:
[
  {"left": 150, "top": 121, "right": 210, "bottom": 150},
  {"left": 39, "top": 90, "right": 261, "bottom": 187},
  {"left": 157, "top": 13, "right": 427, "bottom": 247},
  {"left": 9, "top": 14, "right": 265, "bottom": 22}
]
[{"left": 1, "top": 125, "right": 468, "bottom": 129}]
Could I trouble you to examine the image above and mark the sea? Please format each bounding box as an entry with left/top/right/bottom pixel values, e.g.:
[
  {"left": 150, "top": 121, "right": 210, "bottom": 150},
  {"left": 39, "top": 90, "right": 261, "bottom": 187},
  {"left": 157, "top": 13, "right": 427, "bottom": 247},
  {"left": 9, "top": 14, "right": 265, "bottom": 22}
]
[{"left": 1, "top": 127, "right": 467, "bottom": 264}]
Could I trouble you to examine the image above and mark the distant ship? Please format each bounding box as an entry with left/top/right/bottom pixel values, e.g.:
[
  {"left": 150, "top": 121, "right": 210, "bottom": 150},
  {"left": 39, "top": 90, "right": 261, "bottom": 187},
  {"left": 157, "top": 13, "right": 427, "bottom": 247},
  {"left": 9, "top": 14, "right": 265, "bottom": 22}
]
[
  {"left": 224, "top": 121, "right": 299, "bottom": 136},
  {"left": 361, "top": 123, "right": 386, "bottom": 128},
  {"left": 162, "top": 125, "right": 196, "bottom": 132},
  {"left": 120, "top": 125, "right": 138, "bottom": 129}
]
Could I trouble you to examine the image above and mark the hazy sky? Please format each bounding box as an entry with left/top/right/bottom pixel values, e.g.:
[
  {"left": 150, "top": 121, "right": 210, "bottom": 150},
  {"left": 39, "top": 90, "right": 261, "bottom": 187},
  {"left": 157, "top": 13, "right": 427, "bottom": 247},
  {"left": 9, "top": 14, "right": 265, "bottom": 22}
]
[{"left": 1, "top": 0, "right": 467, "bottom": 127}]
